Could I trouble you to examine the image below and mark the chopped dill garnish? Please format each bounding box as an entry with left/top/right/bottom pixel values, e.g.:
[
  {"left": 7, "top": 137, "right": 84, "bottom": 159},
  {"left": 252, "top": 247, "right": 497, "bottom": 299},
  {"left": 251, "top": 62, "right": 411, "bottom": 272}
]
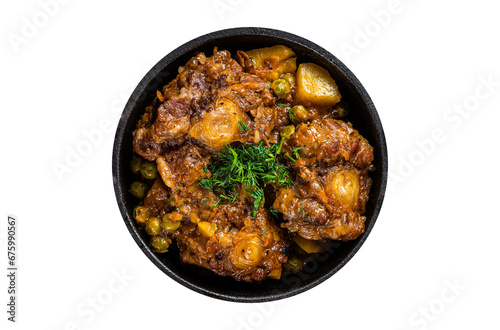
[
  {"left": 285, "top": 153, "right": 296, "bottom": 162},
  {"left": 286, "top": 107, "right": 296, "bottom": 121},
  {"left": 276, "top": 103, "right": 298, "bottom": 122},
  {"left": 276, "top": 137, "right": 286, "bottom": 155},
  {"left": 220, "top": 192, "right": 238, "bottom": 202},
  {"left": 199, "top": 142, "right": 294, "bottom": 218},
  {"left": 299, "top": 203, "right": 305, "bottom": 218},
  {"left": 260, "top": 229, "right": 269, "bottom": 235},
  {"left": 269, "top": 205, "right": 282, "bottom": 217},
  {"left": 238, "top": 120, "right": 250, "bottom": 133},
  {"left": 210, "top": 199, "right": 222, "bottom": 208},
  {"left": 295, "top": 194, "right": 302, "bottom": 199},
  {"left": 293, "top": 146, "right": 306, "bottom": 158}
]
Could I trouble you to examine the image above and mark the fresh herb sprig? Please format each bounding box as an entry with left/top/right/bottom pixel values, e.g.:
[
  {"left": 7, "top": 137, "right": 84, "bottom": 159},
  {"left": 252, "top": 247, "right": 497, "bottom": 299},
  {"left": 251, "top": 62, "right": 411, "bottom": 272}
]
[
  {"left": 293, "top": 146, "right": 306, "bottom": 158},
  {"left": 199, "top": 142, "right": 294, "bottom": 218},
  {"left": 269, "top": 205, "right": 282, "bottom": 218},
  {"left": 238, "top": 120, "right": 250, "bottom": 133},
  {"left": 276, "top": 103, "right": 296, "bottom": 122}
]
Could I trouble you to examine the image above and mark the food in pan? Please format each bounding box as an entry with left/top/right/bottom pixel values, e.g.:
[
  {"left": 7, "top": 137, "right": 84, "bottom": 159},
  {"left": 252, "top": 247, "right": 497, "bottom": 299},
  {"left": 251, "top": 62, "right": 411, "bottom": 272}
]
[{"left": 129, "top": 45, "right": 374, "bottom": 282}]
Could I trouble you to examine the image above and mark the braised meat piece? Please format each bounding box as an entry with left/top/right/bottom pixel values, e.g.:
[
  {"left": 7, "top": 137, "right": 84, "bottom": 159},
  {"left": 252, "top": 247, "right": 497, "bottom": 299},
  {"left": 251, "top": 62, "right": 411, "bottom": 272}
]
[
  {"left": 285, "top": 118, "right": 374, "bottom": 168},
  {"left": 273, "top": 118, "right": 373, "bottom": 240},
  {"left": 273, "top": 164, "right": 371, "bottom": 240},
  {"left": 133, "top": 49, "right": 276, "bottom": 159},
  {"left": 155, "top": 143, "right": 211, "bottom": 192},
  {"left": 173, "top": 188, "right": 287, "bottom": 282}
]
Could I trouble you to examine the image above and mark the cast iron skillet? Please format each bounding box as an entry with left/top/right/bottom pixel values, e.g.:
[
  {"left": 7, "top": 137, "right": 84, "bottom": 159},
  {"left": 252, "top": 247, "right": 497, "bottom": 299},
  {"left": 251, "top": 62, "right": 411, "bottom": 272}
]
[{"left": 112, "top": 27, "right": 388, "bottom": 302}]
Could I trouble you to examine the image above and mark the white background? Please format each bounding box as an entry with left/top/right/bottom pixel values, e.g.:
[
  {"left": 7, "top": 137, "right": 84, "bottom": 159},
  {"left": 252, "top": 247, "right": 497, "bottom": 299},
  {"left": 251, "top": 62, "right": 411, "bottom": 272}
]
[{"left": 1, "top": 0, "right": 499, "bottom": 329}]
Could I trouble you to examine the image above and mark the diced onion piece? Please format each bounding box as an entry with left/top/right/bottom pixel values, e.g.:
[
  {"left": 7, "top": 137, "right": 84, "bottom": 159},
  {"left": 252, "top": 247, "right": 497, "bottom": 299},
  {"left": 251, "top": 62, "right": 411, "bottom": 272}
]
[
  {"left": 189, "top": 212, "right": 200, "bottom": 224},
  {"left": 325, "top": 168, "right": 360, "bottom": 210},
  {"left": 169, "top": 211, "right": 183, "bottom": 221},
  {"left": 156, "top": 90, "right": 165, "bottom": 102},
  {"left": 295, "top": 63, "right": 341, "bottom": 108},
  {"left": 293, "top": 236, "right": 326, "bottom": 254},
  {"left": 217, "top": 234, "right": 233, "bottom": 247},
  {"left": 272, "top": 230, "right": 281, "bottom": 242},
  {"left": 267, "top": 269, "right": 282, "bottom": 279},
  {"left": 230, "top": 237, "right": 264, "bottom": 269},
  {"left": 198, "top": 221, "right": 217, "bottom": 238}
]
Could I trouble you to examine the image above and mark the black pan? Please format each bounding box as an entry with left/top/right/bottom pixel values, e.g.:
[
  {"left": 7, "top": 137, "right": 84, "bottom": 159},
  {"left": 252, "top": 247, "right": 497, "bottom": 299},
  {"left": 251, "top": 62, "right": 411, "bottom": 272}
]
[{"left": 112, "top": 27, "right": 388, "bottom": 302}]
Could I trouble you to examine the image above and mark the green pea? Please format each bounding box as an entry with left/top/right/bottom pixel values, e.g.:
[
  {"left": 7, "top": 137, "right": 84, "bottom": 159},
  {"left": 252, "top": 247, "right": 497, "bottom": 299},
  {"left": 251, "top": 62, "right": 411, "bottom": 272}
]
[
  {"left": 150, "top": 236, "right": 169, "bottom": 253},
  {"left": 271, "top": 79, "right": 290, "bottom": 98},
  {"left": 281, "top": 73, "right": 295, "bottom": 86},
  {"left": 168, "top": 197, "right": 176, "bottom": 207},
  {"left": 161, "top": 216, "right": 181, "bottom": 232},
  {"left": 283, "top": 256, "right": 303, "bottom": 272},
  {"left": 280, "top": 125, "right": 295, "bottom": 139},
  {"left": 161, "top": 221, "right": 180, "bottom": 232},
  {"left": 290, "top": 105, "right": 308, "bottom": 124},
  {"left": 145, "top": 217, "right": 161, "bottom": 236},
  {"left": 331, "top": 101, "right": 350, "bottom": 118},
  {"left": 130, "top": 181, "right": 147, "bottom": 199},
  {"left": 141, "top": 161, "right": 158, "bottom": 180},
  {"left": 133, "top": 206, "right": 148, "bottom": 224},
  {"left": 130, "top": 157, "right": 143, "bottom": 174}
]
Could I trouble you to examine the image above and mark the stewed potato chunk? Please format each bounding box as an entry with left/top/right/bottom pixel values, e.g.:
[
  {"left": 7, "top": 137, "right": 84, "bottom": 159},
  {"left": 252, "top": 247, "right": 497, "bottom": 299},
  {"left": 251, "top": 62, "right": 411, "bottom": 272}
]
[{"left": 295, "top": 63, "right": 341, "bottom": 108}]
